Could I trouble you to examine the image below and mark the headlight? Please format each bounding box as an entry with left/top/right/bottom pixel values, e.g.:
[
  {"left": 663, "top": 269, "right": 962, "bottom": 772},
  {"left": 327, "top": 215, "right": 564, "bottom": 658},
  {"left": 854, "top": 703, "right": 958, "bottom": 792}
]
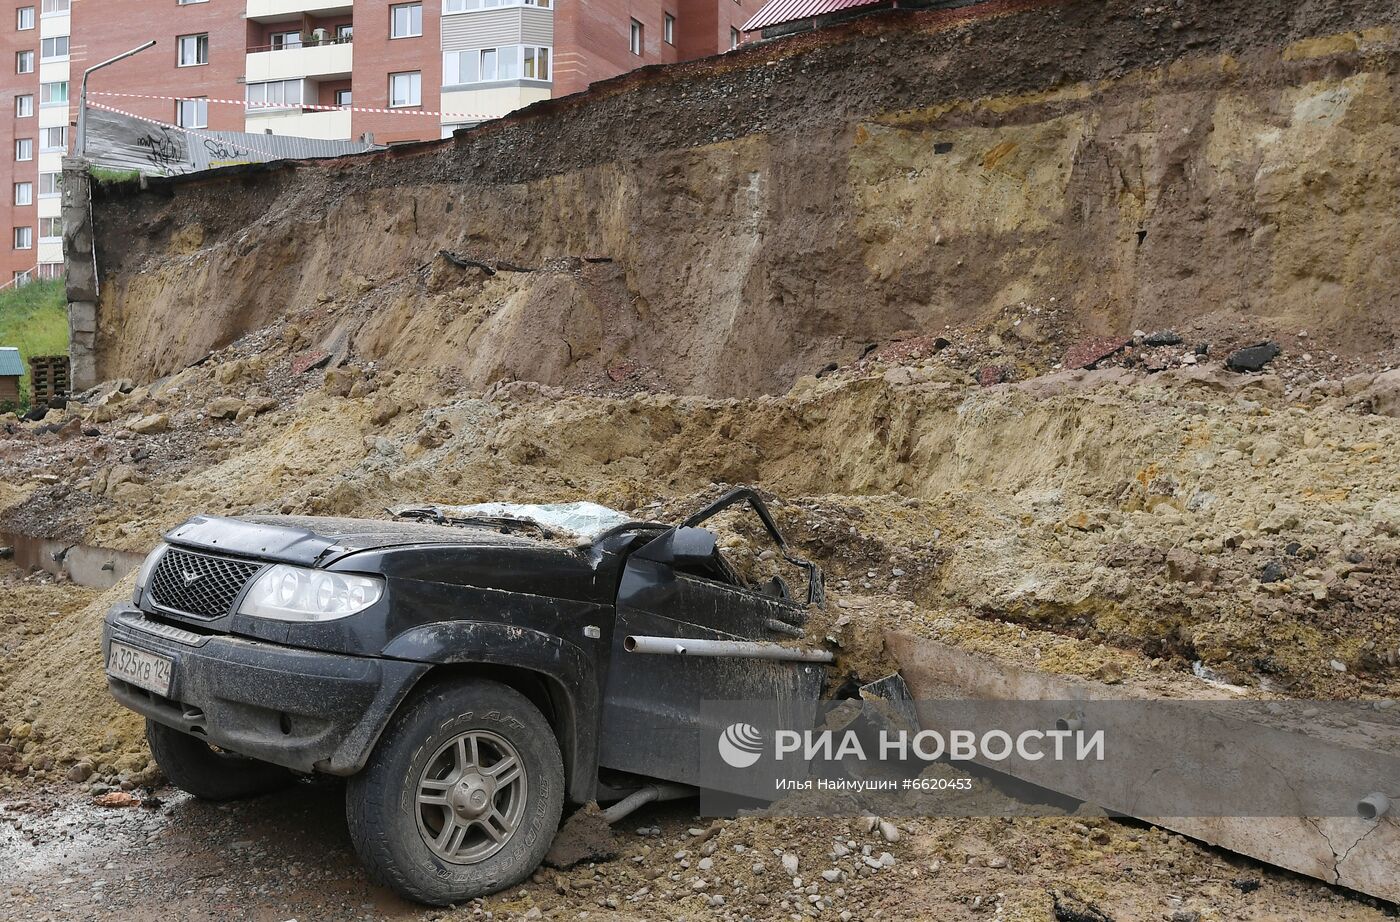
[
  {"left": 132, "top": 544, "right": 169, "bottom": 605},
  {"left": 237, "top": 564, "right": 384, "bottom": 622}
]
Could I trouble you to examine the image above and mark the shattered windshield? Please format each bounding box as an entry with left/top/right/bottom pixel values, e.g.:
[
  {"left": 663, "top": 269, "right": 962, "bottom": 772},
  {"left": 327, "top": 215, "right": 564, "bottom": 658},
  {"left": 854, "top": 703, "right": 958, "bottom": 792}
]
[{"left": 389, "top": 501, "right": 636, "bottom": 542}]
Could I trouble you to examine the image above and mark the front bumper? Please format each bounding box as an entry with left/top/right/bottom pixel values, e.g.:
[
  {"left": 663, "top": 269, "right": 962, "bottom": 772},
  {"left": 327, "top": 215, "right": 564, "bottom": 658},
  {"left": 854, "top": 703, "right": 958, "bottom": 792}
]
[{"left": 102, "top": 604, "right": 429, "bottom": 775}]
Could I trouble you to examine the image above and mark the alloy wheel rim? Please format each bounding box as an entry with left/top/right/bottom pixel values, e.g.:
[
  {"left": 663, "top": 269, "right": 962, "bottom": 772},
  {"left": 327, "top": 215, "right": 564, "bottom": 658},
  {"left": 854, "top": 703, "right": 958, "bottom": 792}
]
[{"left": 414, "top": 729, "right": 528, "bottom": 864}]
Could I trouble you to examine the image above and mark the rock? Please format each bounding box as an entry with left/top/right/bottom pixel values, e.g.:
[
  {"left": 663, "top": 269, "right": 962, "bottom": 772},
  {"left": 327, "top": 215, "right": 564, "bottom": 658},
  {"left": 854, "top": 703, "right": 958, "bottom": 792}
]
[
  {"left": 369, "top": 399, "right": 402, "bottom": 426},
  {"left": 1260, "top": 560, "right": 1287, "bottom": 584},
  {"left": 1144, "top": 330, "right": 1183, "bottom": 347},
  {"left": 877, "top": 819, "right": 900, "bottom": 843},
  {"left": 290, "top": 350, "right": 331, "bottom": 375},
  {"left": 66, "top": 762, "right": 94, "bottom": 783},
  {"left": 1226, "top": 341, "right": 1281, "bottom": 372},
  {"left": 128, "top": 413, "right": 170, "bottom": 434},
  {"left": 205, "top": 397, "right": 244, "bottom": 419},
  {"left": 93, "top": 790, "right": 140, "bottom": 808},
  {"left": 324, "top": 366, "right": 362, "bottom": 397},
  {"left": 1170, "top": 911, "right": 1201, "bottom": 922},
  {"left": 1329, "top": 659, "right": 1347, "bottom": 673},
  {"left": 821, "top": 869, "right": 843, "bottom": 883},
  {"left": 978, "top": 365, "right": 1013, "bottom": 386},
  {"left": 246, "top": 396, "right": 278, "bottom": 414},
  {"left": 1094, "top": 662, "right": 1124, "bottom": 685},
  {"left": 781, "top": 853, "right": 800, "bottom": 876}
]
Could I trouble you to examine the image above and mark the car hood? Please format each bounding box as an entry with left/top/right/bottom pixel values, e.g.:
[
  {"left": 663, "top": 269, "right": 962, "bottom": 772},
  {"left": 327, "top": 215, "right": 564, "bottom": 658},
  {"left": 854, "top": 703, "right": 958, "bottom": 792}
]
[{"left": 164, "top": 514, "right": 558, "bottom": 567}]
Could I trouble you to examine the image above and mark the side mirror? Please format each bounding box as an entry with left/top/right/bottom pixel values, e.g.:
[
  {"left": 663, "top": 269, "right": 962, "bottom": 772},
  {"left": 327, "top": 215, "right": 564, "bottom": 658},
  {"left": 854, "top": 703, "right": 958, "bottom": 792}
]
[{"left": 638, "top": 526, "right": 717, "bottom": 566}]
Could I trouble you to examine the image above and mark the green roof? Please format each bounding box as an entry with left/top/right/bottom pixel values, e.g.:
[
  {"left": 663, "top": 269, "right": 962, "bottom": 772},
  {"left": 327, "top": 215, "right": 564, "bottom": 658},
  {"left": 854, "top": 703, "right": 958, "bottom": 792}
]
[{"left": 0, "top": 347, "right": 23, "bottom": 377}]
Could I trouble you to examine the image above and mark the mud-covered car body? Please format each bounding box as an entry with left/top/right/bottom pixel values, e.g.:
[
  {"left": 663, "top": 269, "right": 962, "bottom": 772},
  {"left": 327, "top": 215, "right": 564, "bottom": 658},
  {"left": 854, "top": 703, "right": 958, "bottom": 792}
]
[{"left": 102, "top": 489, "right": 825, "bottom": 804}]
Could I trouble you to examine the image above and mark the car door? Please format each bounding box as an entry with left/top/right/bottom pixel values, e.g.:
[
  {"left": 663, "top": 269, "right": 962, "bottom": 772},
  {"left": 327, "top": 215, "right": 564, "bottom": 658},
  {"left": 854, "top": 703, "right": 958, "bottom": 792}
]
[{"left": 597, "top": 490, "right": 826, "bottom": 792}]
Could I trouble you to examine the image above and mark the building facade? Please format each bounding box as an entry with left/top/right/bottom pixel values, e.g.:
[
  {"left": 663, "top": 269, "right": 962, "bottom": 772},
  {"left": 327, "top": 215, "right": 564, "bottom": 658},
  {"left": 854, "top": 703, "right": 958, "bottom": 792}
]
[{"left": 0, "top": 0, "right": 752, "bottom": 283}]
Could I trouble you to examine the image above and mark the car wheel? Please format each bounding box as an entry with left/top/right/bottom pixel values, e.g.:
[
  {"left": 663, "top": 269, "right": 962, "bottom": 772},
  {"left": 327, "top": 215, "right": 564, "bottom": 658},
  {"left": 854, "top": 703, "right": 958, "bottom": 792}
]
[
  {"left": 145, "top": 719, "right": 296, "bottom": 801},
  {"left": 346, "top": 678, "right": 565, "bottom": 906}
]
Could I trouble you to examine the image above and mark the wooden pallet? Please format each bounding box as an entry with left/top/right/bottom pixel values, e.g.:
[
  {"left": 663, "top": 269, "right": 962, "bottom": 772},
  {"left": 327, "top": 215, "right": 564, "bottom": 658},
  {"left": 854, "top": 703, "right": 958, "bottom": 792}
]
[{"left": 28, "top": 354, "right": 70, "bottom": 403}]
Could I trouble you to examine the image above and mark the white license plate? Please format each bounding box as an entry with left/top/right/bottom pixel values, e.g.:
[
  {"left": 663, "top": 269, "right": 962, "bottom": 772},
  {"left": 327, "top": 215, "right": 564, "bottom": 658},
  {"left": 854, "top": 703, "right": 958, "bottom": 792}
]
[{"left": 107, "top": 643, "right": 173, "bottom": 697}]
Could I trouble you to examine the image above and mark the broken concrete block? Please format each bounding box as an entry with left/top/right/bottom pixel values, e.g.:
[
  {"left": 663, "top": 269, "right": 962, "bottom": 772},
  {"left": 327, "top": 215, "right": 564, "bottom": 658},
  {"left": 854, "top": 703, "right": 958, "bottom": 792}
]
[{"left": 1064, "top": 337, "right": 1130, "bottom": 369}]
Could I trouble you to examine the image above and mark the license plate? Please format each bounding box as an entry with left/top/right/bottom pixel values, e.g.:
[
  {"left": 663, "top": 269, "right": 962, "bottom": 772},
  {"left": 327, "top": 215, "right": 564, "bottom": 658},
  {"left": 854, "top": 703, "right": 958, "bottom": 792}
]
[{"left": 107, "top": 643, "right": 173, "bottom": 697}]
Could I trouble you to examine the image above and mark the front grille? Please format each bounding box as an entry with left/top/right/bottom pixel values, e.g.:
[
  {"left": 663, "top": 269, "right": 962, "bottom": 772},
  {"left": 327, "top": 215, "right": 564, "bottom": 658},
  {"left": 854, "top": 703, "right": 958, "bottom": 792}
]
[{"left": 149, "top": 548, "right": 263, "bottom": 619}]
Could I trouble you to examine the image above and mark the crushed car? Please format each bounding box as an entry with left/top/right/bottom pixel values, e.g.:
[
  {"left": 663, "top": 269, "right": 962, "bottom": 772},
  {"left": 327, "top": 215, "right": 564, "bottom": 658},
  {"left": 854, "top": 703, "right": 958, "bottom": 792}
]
[{"left": 102, "top": 488, "right": 828, "bottom": 905}]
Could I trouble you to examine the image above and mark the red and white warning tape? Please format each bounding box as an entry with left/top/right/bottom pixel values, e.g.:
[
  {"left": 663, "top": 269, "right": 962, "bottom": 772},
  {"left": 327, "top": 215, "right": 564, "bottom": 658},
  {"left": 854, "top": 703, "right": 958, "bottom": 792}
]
[{"left": 90, "top": 90, "right": 491, "bottom": 122}]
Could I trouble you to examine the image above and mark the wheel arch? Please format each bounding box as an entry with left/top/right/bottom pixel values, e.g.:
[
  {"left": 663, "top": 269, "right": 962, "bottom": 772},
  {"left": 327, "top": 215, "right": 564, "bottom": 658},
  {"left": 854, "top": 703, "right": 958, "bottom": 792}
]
[{"left": 381, "top": 621, "right": 599, "bottom": 804}]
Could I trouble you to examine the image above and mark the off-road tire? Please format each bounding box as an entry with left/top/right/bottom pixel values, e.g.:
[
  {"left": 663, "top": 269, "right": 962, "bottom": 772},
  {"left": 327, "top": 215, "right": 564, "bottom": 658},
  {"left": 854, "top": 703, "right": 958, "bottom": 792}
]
[
  {"left": 345, "top": 678, "right": 565, "bottom": 906},
  {"left": 145, "top": 719, "right": 296, "bottom": 801}
]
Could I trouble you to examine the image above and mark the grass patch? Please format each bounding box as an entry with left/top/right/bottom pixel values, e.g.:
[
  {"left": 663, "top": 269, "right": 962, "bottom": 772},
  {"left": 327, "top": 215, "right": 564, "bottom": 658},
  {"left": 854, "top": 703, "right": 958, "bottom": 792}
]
[
  {"left": 0, "top": 279, "right": 67, "bottom": 408},
  {"left": 90, "top": 167, "right": 141, "bottom": 185}
]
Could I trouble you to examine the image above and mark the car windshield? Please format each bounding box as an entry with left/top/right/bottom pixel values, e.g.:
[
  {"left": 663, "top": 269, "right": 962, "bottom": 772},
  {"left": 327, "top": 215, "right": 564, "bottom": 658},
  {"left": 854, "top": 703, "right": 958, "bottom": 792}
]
[{"left": 389, "top": 501, "right": 635, "bottom": 542}]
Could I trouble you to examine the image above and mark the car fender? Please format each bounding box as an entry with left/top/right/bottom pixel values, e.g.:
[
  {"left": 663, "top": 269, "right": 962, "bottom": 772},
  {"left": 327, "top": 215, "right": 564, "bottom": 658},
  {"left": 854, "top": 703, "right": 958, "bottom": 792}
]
[{"left": 382, "top": 621, "right": 599, "bottom": 802}]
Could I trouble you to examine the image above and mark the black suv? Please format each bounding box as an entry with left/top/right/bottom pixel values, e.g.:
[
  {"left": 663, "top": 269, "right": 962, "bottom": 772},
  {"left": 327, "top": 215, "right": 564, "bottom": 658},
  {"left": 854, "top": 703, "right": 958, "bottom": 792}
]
[{"left": 103, "top": 488, "right": 827, "bottom": 905}]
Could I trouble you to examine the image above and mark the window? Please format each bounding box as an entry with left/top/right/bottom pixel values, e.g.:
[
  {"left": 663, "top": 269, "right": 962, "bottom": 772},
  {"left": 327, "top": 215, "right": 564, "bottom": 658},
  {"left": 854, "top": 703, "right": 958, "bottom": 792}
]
[
  {"left": 270, "top": 30, "right": 302, "bottom": 50},
  {"left": 178, "top": 0, "right": 209, "bottom": 4},
  {"left": 15, "top": 139, "right": 32, "bottom": 161},
  {"left": 40, "top": 35, "right": 67, "bottom": 60},
  {"left": 336, "top": 24, "right": 353, "bottom": 41},
  {"left": 245, "top": 79, "right": 305, "bottom": 109},
  {"left": 39, "top": 125, "right": 65, "bottom": 150},
  {"left": 523, "top": 45, "right": 549, "bottom": 79},
  {"left": 334, "top": 88, "right": 351, "bottom": 107},
  {"left": 177, "top": 33, "right": 208, "bottom": 66},
  {"left": 39, "top": 81, "right": 66, "bottom": 106},
  {"left": 664, "top": 13, "right": 674, "bottom": 45},
  {"left": 37, "top": 262, "right": 61, "bottom": 280},
  {"left": 16, "top": 50, "right": 33, "bottom": 73},
  {"left": 629, "top": 18, "right": 642, "bottom": 55},
  {"left": 17, "top": 7, "right": 34, "bottom": 29},
  {"left": 389, "top": 71, "right": 420, "bottom": 107},
  {"left": 14, "top": 183, "right": 32, "bottom": 206},
  {"left": 176, "top": 97, "right": 207, "bottom": 128},
  {"left": 14, "top": 226, "right": 32, "bottom": 250},
  {"left": 39, "top": 216, "right": 60, "bottom": 240},
  {"left": 38, "top": 172, "right": 59, "bottom": 196},
  {"left": 443, "top": 45, "right": 549, "bottom": 85},
  {"left": 444, "top": 0, "right": 549, "bottom": 11},
  {"left": 15, "top": 95, "right": 33, "bottom": 117},
  {"left": 40, "top": 0, "right": 67, "bottom": 13},
  {"left": 390, "top": 2, "right": 421, "bottom": 38},
  {"left": 13, "top": 269, "right": 33, "bottom": 285},
  {"left": 730, "top": 27, "right": 740, "bottom": 49}
]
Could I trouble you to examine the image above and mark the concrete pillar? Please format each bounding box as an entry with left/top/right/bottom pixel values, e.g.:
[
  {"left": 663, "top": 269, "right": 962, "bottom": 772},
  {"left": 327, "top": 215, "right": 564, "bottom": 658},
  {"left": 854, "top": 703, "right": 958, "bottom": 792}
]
[{"left": 61, "top": 156, "right": 98, "bottom": 391}]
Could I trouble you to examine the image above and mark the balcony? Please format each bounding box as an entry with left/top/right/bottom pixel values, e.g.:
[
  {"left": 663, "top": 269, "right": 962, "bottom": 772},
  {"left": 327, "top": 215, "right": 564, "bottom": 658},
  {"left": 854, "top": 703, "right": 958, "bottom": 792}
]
[
  {"left": 244, "top": 106, "right": 352, "bottom": 141},
  {"left": 245, "top": 0, "right": 351, "bottom": 23},
  {"left": 246, "top": 37, "right": 352, "bottom": 82}
]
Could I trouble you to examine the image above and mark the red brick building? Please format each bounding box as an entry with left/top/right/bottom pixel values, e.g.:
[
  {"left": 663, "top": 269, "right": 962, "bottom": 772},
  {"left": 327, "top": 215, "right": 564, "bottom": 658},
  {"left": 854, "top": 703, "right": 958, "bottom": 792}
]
[{"left": 0, "top": 1, "right": 751, "bottom": 283}]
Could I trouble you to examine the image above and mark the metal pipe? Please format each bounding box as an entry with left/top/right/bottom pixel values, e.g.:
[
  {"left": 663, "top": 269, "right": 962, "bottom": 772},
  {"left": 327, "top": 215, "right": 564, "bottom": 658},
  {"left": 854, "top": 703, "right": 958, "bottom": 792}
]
[
  {"left": 601, "top": 782, "right": 695, "bottom": 825},
  {"left": 78, "top": 40, "right": 157, "bottom": 157},
  {"left": 1357, "top": 792, "right": 1391, "bottom": 821},
  {"left": 624, "top": 634, "right": 835, "bottom": 663}
]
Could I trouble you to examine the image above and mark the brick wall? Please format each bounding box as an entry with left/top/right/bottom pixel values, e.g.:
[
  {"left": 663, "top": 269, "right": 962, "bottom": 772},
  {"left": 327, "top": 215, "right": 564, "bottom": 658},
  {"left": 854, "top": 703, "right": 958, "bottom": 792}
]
[
  {"left": 69, "top": 0, "right": 246, "bottom": 131},
  {"left": 2, "top": 1, "right": 39, "bottom": 283},
  {"left": 351, "top": 0, "right": 441, "bottom": 144}
]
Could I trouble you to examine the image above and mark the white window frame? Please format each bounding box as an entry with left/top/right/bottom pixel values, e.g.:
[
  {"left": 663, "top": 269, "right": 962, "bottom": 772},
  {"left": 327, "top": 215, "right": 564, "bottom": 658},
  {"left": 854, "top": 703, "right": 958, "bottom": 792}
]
[
  {"left": 334, "top": 88, "right": 351, "bottom": 107},
  {"left": 16, "top": 50, "right": 34, "bottom": 74},
  {"left": 14, "top": 226, "right": 33, "bottom": 250},
  {"left": 444, "top": 0, "right": 549, "bottom": 12},
  {"left": 39, "top": 81, "right": 66, "bottom": 107},
  {"left": 444, "top": 45, "right": 550, "bottom": 86},
  {"left": 37, "top": 262, "right": 61, "bottom": 280},
  {"left": 390, "top": 2, "right": 422, "bottom": 38},
  {"left": 40, "top": 35, "right": 67, "bottom": 61},
  {"left": 38, "top": 216, "right": 61, "bottom": 241},
  {"left": 664, "top": 13, "right": 674, "bottom": 45},
  {"left": 14, "top": 183, "right": 32, "bottom": 207},
  {"left": 16, "top": 7, "right": 34, "bottom": 29},
  {"left": 388, "top": 71, "right": 421, "bottom": 108},
  {"left": 629, "top": 19, "right": 642, "bottom": 55},
  {"left": 39, "top": 125, "right": 66, "bottom": 151},
  {"left": 38, "top": 172, "right": 59, "bottom": 197},
  {"left": 15, "top": 95, "right": 34, "bottom": 118},
  {"left": 15, "top": 139, "right": 33, "bottom": 161},
  {"left": 176, "top": 97, "right": 208, "bottom": 128},
  {"left": 730, "top": 27, "right": 740, "bottom": 49},
  {"left": 245, "top": 79, "right": 305, "bottom": 110},
  {"left": 40, "top": 0, "right": 68, "bottom": 14},
  {"left": 522, "top": 45, "right": 549, "bottom": 80},
  {"left": 177, "top": 33, "right": 209, "bottom": 67},
  {"left": 269, "top": 30, "right": 302, "bottom": 50}
]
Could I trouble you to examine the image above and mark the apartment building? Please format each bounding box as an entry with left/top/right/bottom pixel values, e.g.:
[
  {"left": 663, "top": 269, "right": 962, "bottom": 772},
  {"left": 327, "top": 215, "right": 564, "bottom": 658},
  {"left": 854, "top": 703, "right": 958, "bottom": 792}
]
[{"left": 0, "top": 0, "right": 751, "bottom": 282}]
